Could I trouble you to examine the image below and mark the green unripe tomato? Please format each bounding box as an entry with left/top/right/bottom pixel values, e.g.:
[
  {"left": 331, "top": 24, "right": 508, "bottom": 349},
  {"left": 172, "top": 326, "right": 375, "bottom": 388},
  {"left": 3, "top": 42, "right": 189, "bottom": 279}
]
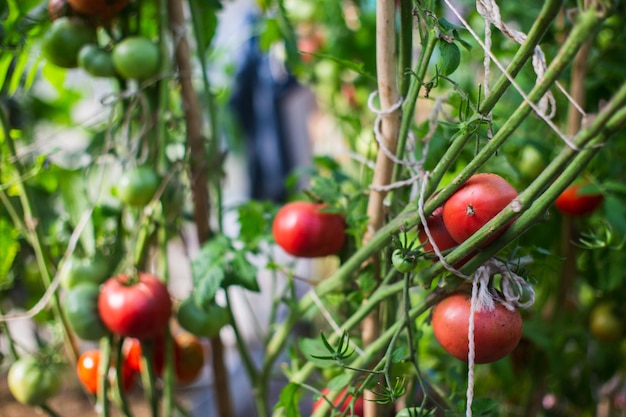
[
  {"left": 112, "top": 37, "right": 161, "bottom": 80},
  {"left": 59, "top": 255, "right": 110, "bottom": 289},
  {"left": 392, "top": 249, "right": 416, "bottom": 273},
  {"left": 590, "top": 302, "right": 624, "bottom": 343},
  {"left": 78, "top": 44, "right": 116, "bottom": 78},
  {"left": 176, "top": 297, "right": 230, "bottom": 338},
  {"left": 115, "top": 167, "right": 160, "bottom": 207},
  {"left": 41, "top": 17, "right": 97, "bottom": 68},
  {"left": 8, "top": 356, "right": 62, "bottom": 405},
  {"left": 63, "top": 283, "right": 109, "bottom": 340},
  {"left": 518, "top": 145, "right": 546, "bottom": 179}
]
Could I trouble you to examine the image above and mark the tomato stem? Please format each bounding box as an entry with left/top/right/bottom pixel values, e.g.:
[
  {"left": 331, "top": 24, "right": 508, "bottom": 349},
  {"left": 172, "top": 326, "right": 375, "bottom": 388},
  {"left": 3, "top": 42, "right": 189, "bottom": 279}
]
[{"left": 38, "top": 403, "right": 62, "bottom": 417}]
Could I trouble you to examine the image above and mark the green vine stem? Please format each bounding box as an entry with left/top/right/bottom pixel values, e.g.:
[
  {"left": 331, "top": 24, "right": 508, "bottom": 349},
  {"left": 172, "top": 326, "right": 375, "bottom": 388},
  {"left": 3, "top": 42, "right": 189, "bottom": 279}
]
[
  {"left": 424, "top": 5, "right": 608, "bottom": 215},
  {"left": 38, "top": 403, "right": 63, "bottom": 417},
  {"left": 307, "top": 290, "right": 446, "bottom": 417},
  {"left": 424, "top": 0, "right": 566, "bottom": 199},
  {"left": 0, "top": 105, "right": 78, "bottom": 362},
  {"left": 478, "top": 0, "right": 565, "bottom": 113},
  {"left": 139, "top": 340, "right": 159, "bottom": 417},
  {"left": 264, "top": 9, "right": 620, "bottom": 406},
  {"left": 113, "top": 338, "right": 135, "bottom": 417},
  {"left": 398, "top": 0, "right": 413, "bottom": 98},
  {"left": 98, "top": 336, "right": 112, "bottom": 417}
]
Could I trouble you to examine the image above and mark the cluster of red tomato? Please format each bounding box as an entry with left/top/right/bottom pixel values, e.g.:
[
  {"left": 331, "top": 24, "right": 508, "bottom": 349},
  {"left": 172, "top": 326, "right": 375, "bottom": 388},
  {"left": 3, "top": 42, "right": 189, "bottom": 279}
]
[
  {"left": 58, "top": 165, "right": 211, "bottom": 396},
  {"left": 43, "top": 0, "right": 161, "bottom": 81},
  {"left": 271, "top": 174, "right": 605, "bottom": 370}
]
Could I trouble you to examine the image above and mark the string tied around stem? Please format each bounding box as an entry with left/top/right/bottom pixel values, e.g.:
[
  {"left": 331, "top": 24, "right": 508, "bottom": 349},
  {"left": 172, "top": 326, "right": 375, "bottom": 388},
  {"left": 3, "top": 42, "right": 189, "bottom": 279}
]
[{"left": 465, "top": 258, "right": 536, "bottom": 417}]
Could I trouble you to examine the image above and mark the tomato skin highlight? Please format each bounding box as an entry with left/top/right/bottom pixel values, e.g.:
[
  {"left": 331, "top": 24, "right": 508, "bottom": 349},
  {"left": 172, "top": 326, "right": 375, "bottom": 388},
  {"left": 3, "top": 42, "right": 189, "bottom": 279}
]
[
  {"left": 98, "top": 273, "right": 172, "bottom": 339},
  {"left": 8, "top": 356, "right": 62, "bottom": 405},
  {"left": 432, "top": 292, "right": 523, "bottom": 364},
  {"left": 442, "top": 173, "right": 518, "bottom": 245},
  {"left": 112, "top": 37, "right": 161, "bottom": 81},
  {"left": 77, "top": 349, "right": 136, "bottom": 395},
  {"left": 554, "top": 183, "right": 603, "bottom": 216},
  {"left": 272, "top": 201, "right": 346, "bottom": 258},
  {"left": 312, "top": 387, "right": 364, "bottom": 417},
  {"left": 115, "top": 166, "right": 160, "bottom": 207}
]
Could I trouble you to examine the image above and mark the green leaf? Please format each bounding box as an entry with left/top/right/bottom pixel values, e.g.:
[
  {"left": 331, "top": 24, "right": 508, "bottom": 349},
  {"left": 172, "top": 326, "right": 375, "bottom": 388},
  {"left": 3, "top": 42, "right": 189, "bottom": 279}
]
[
  {"left": 192, "top": 0, "right": 219, "bottom": 52},
  {"left": 472, "top": 398, "right": 500, "bottom": 416},
  {"left": 310, "top": 175, "right": 342, "bottom": 205},
  {"left": 308, "top": 53, "right": 376, "bottom": 82},
  {"left": 0, "top": 218, "right": 19, "bottom": 290},
  {"left": 0, "top": 0, "right": 8, "bottom": 20},
  {"left": 274, "top": 382, "right": 302, "bottom": 416},
  {"left": 236, "top": 200, "right": 274, "bottom": 247},
  {"left": 299, "top": 337, "right": 338, "bottom": 368},
  {"left": 191, "top": 236, "right": 229, "bottom": 306},
  {"left": 438, "top": 17, "right": 465, "bottom": 33},
  {"left": 327, "top": 373, "right": 352, "bottom": 392},
  {"left": 224, "top": 250, "right": 260, "bottom": 292},
  {"left": 56, "top": 167, "right": 95, "bottom": 256},
  {"left": 259, "top": 18, "right": 282, "bottom": 51},
  {"left": 390, "top": 345, "right": 409, "bottom": 363},
  {"left": 438, "top": 41, "right": 461, "bottom": 76}
]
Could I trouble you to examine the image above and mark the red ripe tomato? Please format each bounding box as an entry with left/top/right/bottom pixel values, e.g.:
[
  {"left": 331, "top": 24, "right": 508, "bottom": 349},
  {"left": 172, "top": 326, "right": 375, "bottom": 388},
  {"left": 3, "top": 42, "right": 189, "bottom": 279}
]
[
  {"left": 554, "top": 183, "right": 603, "bottom": 216},
  {"left": 272, "top": 201, "right": 346, "bottom": 258},
  {"left": 48, "top": 0, "right": 73, "bottom": 20},
  {"left": 312, "top": 387, "right": 363, "bottom": 416},
  {"left": 98, "top": 273, "right": 172, "bottom": 340},
  {"left": 418, "top": 206, "right": 459, "bottom": 254},
  {"left": 442, "top": 173, "right": 518, "bottom": 245},
  {"left": 77, "top": 349, "right": 135, "bottom": 395},
  {"left": 431, "top": 292, "right": 522, "bottom": 364},
  {"left": 67, "top": 0, "right": 130, "bottom": 19},
  {"left": 123, "top": 333, "right": 204, "bottom": 384},
  {"left": 123, "top": 338, "right": 143, "bottom": 374},
  {"left": 173, "top": 332, "right": 205, "bottom": 384}
]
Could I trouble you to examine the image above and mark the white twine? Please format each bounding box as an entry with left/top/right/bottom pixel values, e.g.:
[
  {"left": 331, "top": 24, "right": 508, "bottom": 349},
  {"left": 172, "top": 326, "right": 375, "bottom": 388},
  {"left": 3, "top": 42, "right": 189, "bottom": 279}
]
[
  {"left": 442, "top": 0, "right": 582, "bottom": 151},
  {"left": 464, "top": 259, "right": 536, "bottom": 416},
  {"left": 416, "top": 175, "right": 472, "bottom": 281},
  {"left": 368, "top": 91, "right": 411, "bottom": 167}
]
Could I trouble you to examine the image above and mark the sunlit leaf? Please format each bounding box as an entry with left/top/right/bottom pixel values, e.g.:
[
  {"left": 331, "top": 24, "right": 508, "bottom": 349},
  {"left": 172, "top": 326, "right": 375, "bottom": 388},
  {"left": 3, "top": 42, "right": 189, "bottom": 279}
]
[{"left": 273, "top": 382, "right": 302, "bottom": 416}]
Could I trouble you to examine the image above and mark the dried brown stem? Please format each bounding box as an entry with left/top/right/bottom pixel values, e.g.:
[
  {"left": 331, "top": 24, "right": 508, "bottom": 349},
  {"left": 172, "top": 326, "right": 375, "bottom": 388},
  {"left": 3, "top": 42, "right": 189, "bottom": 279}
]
[{"left": 167, "top": 1, "right": 234, "bottom": 417}]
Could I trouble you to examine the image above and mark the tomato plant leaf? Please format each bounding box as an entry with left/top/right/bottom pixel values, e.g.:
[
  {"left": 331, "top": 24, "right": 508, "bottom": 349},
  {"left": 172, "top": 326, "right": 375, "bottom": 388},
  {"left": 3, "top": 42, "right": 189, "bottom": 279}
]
[
  {"left": 438, "top": 41, "right": 461, "bottom": 76},
  {"left": 224, "top": 250, "right": 260, "bottom": 292},
  {"left": 0, "top": 0, "right": 8, "bottom": 20},
  {"left": 236, "top": 200, "right": 274, "bottom": 248},
  {"left": 471, "top": 397, "right": 500, "bottom": 416},
  {"left": 299, "top": 337, "right": 339, "bottom": 368},
  {"left": 192, "top": 0, "right": 219, "bottom": 52},
  {"left": 327, "top": 373, "right": 352, "bottom": 392},
  {"left": 259, "top": 18, "right": 282, "bottom": 51},
  {"left": 191, "top": 237, "right": 229, "bottom": 306},
  {"left": 274, "top": 382, "right": 302, "bottom": 416},
  {"left": 0, "top": 218, "right": 19, "bottom": 290},
  {"left": 57, "top": 167, "right": 95, "bottom": 256}
]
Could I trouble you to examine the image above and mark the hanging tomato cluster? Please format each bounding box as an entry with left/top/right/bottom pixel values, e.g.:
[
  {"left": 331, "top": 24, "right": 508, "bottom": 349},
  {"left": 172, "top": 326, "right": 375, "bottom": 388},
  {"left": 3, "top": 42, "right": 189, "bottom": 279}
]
[{"left": 42, "top": 0, "right": 161, "bottom": 80}]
